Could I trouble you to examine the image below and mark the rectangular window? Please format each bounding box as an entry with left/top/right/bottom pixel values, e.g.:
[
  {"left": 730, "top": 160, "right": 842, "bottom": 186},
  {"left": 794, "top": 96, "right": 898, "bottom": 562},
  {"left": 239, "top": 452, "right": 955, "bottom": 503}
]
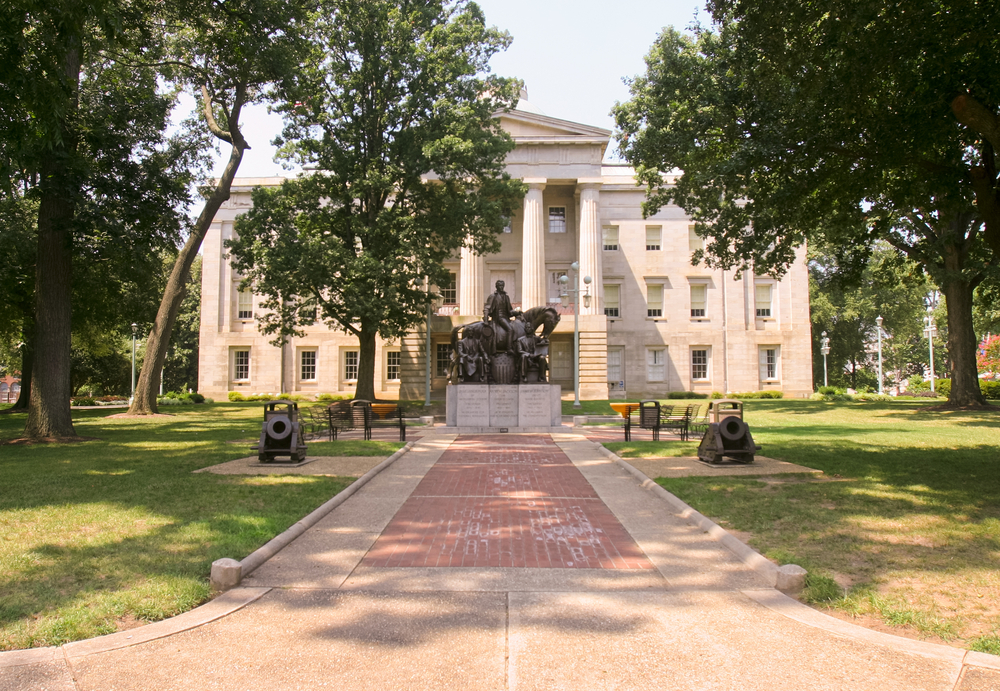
[
  {"left": 343, "top": 350, "right": 359, "bottom": 381},
  {"left": 647, "top": 348, "right": 665, "bottom": 382},
  {"left": 237, "top": 289, "right": 253, "bottom": 319},
  {"left": 548, "top": 207, "right": 566, "bottom": 233},
  {"left": 604, "top": 284, "right": 620, "bottom": 317},
  {"left": 646, "top": 284, "right": 663, "bottom": 317},
  {"left": 756, "top": 283, "right": 773, "bottom": 317},
  {"left": 386, "top": 351, "right": 400, "bottom": 382},
  {"left": 441, "top": 272, "right": 457, "bottom": 305},
  {"left": 436, "top": 343, "right": 453, "bottom": 378},
  {"left": 646, "top": 226, "right": 661, "bottom": 251},
  {"left": 300, "top": 350, "right": 317, "bottom": 381},
  {"left": 688, "top": 224, "right": 704, "bottom": 252},
  {"left": 234, "top": 349, "right": 250, "bottom": 381},
  {"left": 691, "top": 348, "right": 709, "bottom": 381},
  {"left": 549, "top": 270, "right": 568, "bottom": 303},
  {"left": 760, "top": 347, "right": 779, "bottom": 381},
  {"left": 690, "top": 284, "right": 707, "bottom": 318},
  {"left": 607, "top": 348, "right": 623, "bottom": 383},
  {"left": 603, "top": 226, "right": 619, "bottom": 251}
]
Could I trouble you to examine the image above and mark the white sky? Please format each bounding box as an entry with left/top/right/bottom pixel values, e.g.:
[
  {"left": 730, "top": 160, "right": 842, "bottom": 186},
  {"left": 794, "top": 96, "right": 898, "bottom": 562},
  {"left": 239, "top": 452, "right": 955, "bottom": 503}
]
[{"left": 205, "top": 0, "right": 705, "bottom": 179}]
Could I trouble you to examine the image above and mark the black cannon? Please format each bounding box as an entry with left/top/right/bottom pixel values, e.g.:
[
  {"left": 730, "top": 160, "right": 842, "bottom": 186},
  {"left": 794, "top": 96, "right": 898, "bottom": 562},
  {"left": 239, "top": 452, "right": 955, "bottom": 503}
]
[
  {"left": 253, "top": 401, "right": 308, "bottom": 462},
  {"left": 697, "top": 399, "right": 761, "bottom": 464}
]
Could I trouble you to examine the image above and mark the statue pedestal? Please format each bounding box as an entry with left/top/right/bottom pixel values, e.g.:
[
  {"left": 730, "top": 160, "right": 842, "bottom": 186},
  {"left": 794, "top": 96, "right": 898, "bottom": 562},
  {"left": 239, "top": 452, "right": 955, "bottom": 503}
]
[{"left": 445, "top": 384, "right": 563, "bottom": 430}]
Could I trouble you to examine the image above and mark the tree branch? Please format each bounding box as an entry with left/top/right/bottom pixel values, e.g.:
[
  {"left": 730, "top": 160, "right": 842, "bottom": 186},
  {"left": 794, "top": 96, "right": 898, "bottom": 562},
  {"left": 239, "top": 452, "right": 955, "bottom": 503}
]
[
  {"left": 952, "top": 94, "right": 1000, "bottom": 151},
  {"left": 202, "top": 84, "right": 233, "bottom": 144}
]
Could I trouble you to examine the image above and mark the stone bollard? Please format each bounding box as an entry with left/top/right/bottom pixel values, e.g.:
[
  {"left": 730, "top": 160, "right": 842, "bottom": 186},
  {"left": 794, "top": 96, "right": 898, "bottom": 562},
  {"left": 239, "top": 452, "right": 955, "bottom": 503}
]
[
  {"left": 211, "top": 558, "right": 243, "bottom": 592},
  {"left": 775, "top": 564, "right": 807, "bottom": 596},
  {"left": 573, "top": 415, "right": 588, "bottom": 427}
]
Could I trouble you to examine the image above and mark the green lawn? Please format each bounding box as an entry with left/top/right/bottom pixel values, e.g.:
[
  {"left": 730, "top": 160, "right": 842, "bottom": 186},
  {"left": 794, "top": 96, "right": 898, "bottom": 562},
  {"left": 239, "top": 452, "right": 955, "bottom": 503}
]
[
  {"left": 642, "top": 399, "right": 1000, "bottom": 652},
  {"left": 0, "top": 403, "right": 401, "bottom": 651}
]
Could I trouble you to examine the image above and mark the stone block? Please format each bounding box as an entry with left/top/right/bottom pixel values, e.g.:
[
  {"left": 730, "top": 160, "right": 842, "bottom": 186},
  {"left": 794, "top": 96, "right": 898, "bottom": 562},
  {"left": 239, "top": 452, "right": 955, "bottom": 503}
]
[
  {"left": 775, "top": 564, "right": 807, "bottom": 595},
  {"left": 211, "top": 558, "right": 243, "bottom": 592}
]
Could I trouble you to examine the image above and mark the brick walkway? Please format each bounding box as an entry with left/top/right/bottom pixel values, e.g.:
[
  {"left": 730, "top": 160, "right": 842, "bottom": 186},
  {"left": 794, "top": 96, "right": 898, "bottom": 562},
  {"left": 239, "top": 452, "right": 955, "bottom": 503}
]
[{"left": 361, "top": 435, "right": 654, "bottom": 570}]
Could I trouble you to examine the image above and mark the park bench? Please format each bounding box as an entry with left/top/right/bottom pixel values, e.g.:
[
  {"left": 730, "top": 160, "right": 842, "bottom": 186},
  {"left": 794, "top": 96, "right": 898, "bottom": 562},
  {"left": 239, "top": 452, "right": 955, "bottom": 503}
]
[
  {"left": 324, "top": 400, "right": 367, "bottom": 440},
  {"left": 660, "top": 404, "right": 696, "bottom": 441},
  {"left": 362, "top": 401, "right": 407, "bottom": 442},
  {"left": 687, "top": 404, "right": 710, "bottom": 438}
]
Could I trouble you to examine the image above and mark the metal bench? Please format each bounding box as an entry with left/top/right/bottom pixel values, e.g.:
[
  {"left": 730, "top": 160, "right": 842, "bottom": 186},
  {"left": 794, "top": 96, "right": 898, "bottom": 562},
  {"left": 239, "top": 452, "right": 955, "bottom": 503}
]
[
  {"left": 362, "top": 402, "right": 407, "bottom": 442},
  {"left": 325, "top": 400, "right": 367, "bottom": 440},
  {"left": 660, "top": 404, "right": 696, "bottom": 441}
]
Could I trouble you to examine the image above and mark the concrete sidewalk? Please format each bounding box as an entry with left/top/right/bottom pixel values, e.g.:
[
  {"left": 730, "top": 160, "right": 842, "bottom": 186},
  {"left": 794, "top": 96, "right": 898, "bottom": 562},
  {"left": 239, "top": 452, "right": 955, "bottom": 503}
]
[{"left": 2, "top": 432, "right": 999, "bottom": 690}]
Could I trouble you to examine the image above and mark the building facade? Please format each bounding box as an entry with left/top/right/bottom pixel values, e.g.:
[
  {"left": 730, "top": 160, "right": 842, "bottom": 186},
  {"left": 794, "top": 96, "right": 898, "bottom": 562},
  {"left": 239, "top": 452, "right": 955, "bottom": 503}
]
[{"left": 198, "top": 100, "right": 813, "bottom": 400}]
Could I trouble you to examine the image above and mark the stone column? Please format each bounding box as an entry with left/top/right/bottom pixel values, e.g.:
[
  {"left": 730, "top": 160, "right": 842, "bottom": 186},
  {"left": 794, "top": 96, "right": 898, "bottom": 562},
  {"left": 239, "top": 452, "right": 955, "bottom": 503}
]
[
  {"left": 521, "top": 180, "right": 546, "bottom": 310},
  {"left": 459, "top": 244, "right": 484, "bottom": 317},
  {"left": 577, "top": 181, "right": 602, "bottom": 315}
]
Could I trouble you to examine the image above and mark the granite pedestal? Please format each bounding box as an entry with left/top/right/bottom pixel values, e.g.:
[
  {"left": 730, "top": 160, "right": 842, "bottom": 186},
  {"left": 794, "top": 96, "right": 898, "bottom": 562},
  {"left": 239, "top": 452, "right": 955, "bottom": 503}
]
[{"left": 445, "top": 384, "right": 562, "bottom": 429}]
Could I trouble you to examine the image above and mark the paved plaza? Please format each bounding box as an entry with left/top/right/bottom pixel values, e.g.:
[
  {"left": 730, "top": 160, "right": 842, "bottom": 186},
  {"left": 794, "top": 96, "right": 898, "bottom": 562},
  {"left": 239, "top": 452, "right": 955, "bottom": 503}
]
[{"left": 2, "top": 432, "right": 998, "bottom": 690}]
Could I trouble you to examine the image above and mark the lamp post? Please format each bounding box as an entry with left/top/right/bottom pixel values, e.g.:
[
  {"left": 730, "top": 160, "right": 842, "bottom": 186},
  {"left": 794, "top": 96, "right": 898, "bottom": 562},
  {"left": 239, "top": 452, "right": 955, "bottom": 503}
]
[
  {"left": 875, "top": 316, "right": 884, "bottom": 395},
  {"left": 558, "top": 261, "right": 592, "bottom": 409},
  {"left": 924, "top": 315, "right": 937, "bottom": 393},
  {"left": 924, "top": 291, "right": 939, "bottom": 393},
  {"left": 130, "top": 323, "right": 138, "bottom": 403},
  {"left": 820, "top": 331, "right": 830, "bottom": 388}
]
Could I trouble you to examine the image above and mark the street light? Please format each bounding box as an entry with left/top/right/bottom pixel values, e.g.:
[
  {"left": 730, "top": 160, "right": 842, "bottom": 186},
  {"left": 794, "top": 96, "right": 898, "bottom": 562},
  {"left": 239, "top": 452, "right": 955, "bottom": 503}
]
[
  {"left": 875, "top": 316, "right": 884, "bottom": 395},
  {"left": 924, "top": 315, "right": 938, "bottom": 393},
  {"left": 130, "top": 323, "right": 138, "bottom": 404},
  {"left": 820, "top": 331, "right": 830, "bottom": 388},
  {"left": 924, "top": 291, "right": 939, "bottom": 393},
  {"left": 558, "top": 261, "right": 592, "bottom": 409}
]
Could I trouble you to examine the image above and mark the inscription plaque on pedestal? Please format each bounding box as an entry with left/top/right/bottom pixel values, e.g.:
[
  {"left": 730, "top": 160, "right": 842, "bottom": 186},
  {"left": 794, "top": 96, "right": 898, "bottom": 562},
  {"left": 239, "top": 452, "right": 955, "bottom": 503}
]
[
  {"left": 490, "top": 386, "right": 519, "bottom": 427},
  {"left": 455, "top": 386, "right": 490, "bottom": 427},
  {"left": 519, "top": 385, "right": 553, "bottom": 428}
]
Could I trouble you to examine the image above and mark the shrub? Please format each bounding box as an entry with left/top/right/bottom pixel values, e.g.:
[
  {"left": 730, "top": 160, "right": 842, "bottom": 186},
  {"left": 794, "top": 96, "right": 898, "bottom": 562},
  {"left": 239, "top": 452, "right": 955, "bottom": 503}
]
[
  {"left": 710, "top": 391, "right": 724, "bottom": 399},
  {"left": 981, "top": 381, "right": 1000, "bottom": 399},
  {"left": 817, "top": 386, "right": 846, "bottom": 395},
  {"left": 936, "top": 379, "right": 952, "bottom": 396},
  {"left": 316, "top": 393, "right": 350, "bottom": 402},
  {"left": 71, "top": 397, "right": 97, "bottom": 406},
  {"left": 228, "top": 391, "right": 245, "bottom": 402},
  {"left": 157, "top": 396, "right": 193, "bottom": 406},
  {"left": 900, "top": 390, "right": 940, "bottom": 398},
  {"left": 729, "top": 391, "right": 784, "bottom": 399},
  {"left": 854, "top": 393, "right": 893, "bottom": 401},
  {"left": 188, "top": 392, "right": 205, "bottom": 404},
  {"left": 667, "top": 391, "right": 709, "bottom": 399}
]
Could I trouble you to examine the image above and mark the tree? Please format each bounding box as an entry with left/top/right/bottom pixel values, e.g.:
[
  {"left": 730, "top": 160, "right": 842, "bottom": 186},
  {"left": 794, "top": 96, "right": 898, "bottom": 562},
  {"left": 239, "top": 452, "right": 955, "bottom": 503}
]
[
  {"left": 2, "top": 1, "right": 197, "bottom": 437},
  {"left": 614, "top": 3, "right": 1000, "bottom": 406},
  {"left": 979, "top": 334, "right": 1000, "bottom": 376},
  {"left": 226, "top": 0, "right": 524, "bottom": 402},
  {"left": 127, "top": 0, "right": 312, "bottom": 415},
  {"left": 810, "top": 242, "right": 938, "bottom": 391},
  {"left": 162, "top": 255, "right": 202, "bottom": 394}
]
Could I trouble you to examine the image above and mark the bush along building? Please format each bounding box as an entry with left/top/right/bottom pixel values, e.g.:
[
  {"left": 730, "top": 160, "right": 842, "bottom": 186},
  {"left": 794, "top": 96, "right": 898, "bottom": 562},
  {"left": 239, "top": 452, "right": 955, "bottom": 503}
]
[{"left": 198, "top": 96, "right": 813, "bottom": 401}]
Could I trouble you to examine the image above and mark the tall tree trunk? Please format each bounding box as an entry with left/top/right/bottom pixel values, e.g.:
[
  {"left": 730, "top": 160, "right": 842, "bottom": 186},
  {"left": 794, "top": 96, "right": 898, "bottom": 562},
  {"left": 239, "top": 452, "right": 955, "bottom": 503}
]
[
  {"left": 128, "top": 85, "right": 249, "bottom": 415},
  {"left": 356, "top": 329, "right": 377, "bottom": 402},
  {"left": 24, "top": 39, "right": 81, "bottom": 439},
  {"left": 940, "top": 276, "right": 986, "bottom": 406}
]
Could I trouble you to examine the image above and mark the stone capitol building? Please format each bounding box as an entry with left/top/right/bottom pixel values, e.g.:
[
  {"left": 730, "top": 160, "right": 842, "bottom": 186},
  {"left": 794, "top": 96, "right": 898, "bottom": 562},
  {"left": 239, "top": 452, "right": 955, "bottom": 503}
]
[{"left": 198, "top": 94, "right": 814, "bottom": 401}]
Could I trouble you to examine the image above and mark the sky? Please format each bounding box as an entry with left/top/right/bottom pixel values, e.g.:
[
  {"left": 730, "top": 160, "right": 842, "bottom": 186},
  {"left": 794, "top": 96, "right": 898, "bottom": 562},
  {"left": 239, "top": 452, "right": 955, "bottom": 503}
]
[{"left": 205, "top": 0, "right": 705, "bottom": 179}]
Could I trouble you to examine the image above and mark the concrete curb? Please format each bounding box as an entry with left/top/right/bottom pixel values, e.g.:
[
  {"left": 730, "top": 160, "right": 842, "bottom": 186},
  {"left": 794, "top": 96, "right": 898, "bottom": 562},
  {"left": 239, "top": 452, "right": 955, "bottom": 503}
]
[
  {"left": 744, "top": 589, "right": 1000, "bottom": 674},
  {"left": 0, "top": 588, "right": 271, "bottom": 668},
  {"left": 212, "top": 441, "right": 414, "bottom": 589},
  {"left": 597, "top": 445, "right": 806, "bottom": 593}
]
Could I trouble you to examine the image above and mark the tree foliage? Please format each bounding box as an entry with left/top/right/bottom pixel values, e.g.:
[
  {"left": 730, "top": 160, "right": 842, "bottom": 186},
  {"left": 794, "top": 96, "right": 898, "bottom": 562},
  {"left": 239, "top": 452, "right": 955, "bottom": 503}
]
[
  {"left": 1, "top": 0, "right": 200, "bottom": 435},
  {"left": 614, "top": 2, "right": 1000, "bottom": 406},
  {"left": 227, "top": 0, "right": 524, "bottom": 401},
  {"left": 810, "top": 243, "right": 940, "bottom": 390}
]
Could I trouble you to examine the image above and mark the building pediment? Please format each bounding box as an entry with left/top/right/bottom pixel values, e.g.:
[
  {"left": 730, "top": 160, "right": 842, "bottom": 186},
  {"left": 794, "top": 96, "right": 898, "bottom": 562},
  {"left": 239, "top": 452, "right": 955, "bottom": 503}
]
[{"left": 498, "top": 109, "right": 611, "bottom": 144}]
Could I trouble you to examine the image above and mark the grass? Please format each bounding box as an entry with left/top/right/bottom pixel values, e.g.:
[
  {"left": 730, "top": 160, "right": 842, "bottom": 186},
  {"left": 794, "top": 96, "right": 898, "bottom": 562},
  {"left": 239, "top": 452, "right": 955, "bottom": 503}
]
[
  {"left": 0, "top": 403, "right": 400, "bottom": 651},
  {"left": 643, "top": 399, "right": 1000, "bottom": 649}
]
